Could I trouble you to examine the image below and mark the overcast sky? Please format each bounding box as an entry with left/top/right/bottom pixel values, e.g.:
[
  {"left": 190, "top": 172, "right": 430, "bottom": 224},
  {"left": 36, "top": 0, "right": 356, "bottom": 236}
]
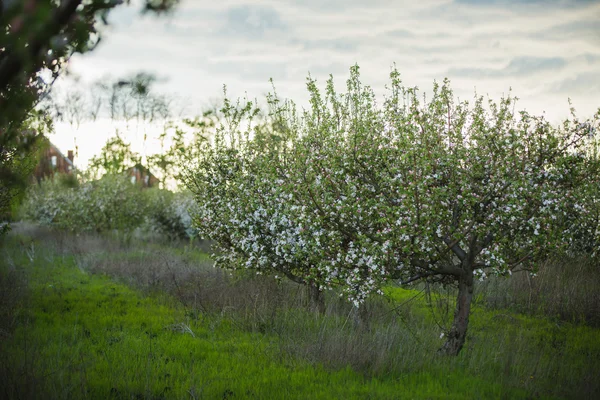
[{"left": 54, "top": 0, "right": 600, "bottom": 168}]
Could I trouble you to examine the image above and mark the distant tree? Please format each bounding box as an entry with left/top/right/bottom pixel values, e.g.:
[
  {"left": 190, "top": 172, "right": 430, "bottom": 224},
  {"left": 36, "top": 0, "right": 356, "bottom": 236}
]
[
  {"left": 88, "top": 133, "right": 141, "bottom": 179},
  {"left": 50, "top": 72, "right": 177, "bottom": 186},
  {"left": 145, "top": 110, "right": 218, "bottom": 189}
]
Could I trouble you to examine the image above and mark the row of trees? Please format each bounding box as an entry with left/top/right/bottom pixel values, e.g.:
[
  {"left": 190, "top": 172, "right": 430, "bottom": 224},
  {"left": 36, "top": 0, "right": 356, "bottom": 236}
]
[
  {"left": 44, "top": 69, "right": 222, "bottom": 189},
  {"left": 185, "top": 66, "right": 600, "bottom": 355}
]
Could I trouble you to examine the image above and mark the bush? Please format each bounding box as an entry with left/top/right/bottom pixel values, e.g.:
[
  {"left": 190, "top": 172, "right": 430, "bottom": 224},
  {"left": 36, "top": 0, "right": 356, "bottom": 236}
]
[
  {"left": 19, "top": 174, "right": 146, "bottom": 233},
  {"left": 19, "top": 174, "right": 198, "bottom": 241},
  {"left": 141, "top": 189, "right": 199, "bottom": 241}
]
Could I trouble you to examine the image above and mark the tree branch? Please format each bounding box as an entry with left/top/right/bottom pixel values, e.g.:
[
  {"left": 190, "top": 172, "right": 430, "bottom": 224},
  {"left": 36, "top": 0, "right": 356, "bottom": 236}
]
[
  {"left": 399, "top": 273, "right": 431, "bottom": 285},
  {"left": 443, "top": 236, "right": 467, "bottom": 261},
  {"left": 0, "top": 0, "right": 83, "bottom": 91}
]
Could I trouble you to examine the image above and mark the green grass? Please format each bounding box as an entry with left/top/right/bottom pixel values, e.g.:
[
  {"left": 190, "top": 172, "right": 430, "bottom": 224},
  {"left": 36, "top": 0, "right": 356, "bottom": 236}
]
[
  {"left": 383, "top": 286, "right": 600, "bottom": 399},
  {"left": 1, "top": 229, "right": 599, "bottom": 399}
]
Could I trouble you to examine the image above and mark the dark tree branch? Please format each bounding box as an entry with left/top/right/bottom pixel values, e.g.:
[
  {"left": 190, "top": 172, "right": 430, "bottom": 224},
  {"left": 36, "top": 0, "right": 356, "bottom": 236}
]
[
  {"left": 280, "top": 269, "right": 307, "bottom": 285},
  {"left": 443, "top": 236, "right": 467, "bottom": 261},
  {"left": 399, "top": 273, "right": 432, "bottom": 285},
  {"left": 0, "top": 0, "right": 83, "bottom": 92}
]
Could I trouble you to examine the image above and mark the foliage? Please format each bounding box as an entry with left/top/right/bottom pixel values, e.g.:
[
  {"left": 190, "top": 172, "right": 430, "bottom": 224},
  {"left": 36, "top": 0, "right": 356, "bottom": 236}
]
[
  {"left": 56, "top": 79, "right": 213, "bottom": 188},
  {"left": 0, "top": 111, "right": 52, "bottom": 236},
  {"left": 140, "top": 188, "right": 199, "bottom": 241},
  {"left": 186, "top": 65, "right": 600, "bottom": 355},
  {"left": 146, "top": 113, "right": 214, "bottom": 189},
  {"left": 88, "top": 134, "right": 141, "bottom": 179},
  {"left": 565, "top": 145, "right": 600, "bottom": 256},
  {"left": 0, "top": 0, "right": 178, "bottom": 133},
  {"left": 184, "top": 97, "right": 331, "bottom": 311},
  {"left": 18, "top": 173, "right": 197, "bottom": 240},
  {"left": 19, "top": 174, "right": 145, "bottom": 233}
]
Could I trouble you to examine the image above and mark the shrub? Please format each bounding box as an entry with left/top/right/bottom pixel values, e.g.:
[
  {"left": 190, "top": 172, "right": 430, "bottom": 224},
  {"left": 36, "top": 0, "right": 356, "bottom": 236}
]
[
  {"left": 19, "top": 174, "right": 146, "bottom": 233},
  {"left": 19, "top": 174, "right": 198, "bottom": 242},
  {"left": 141, "top": 189, "right": 199, "bottom": 241}
]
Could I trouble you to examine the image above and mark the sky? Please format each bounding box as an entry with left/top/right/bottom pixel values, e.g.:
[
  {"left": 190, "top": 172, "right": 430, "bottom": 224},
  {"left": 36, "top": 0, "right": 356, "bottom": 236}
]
[{"left": 52, "top": 0, "right": 600, "bottom": 170}]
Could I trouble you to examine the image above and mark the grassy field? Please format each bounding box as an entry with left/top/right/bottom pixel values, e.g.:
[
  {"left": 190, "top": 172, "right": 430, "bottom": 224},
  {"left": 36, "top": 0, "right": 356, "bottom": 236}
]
[{"left": 1, "top": 224, "right": 599, "bottom": 399}]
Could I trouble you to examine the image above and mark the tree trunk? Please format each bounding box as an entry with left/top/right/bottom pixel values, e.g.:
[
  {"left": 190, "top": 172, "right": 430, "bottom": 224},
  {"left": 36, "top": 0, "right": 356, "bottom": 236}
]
[
  {"left": 308, "top": 282, "right": 325, "bottom": 314},
  {"left": 439, "top": 270, "right": 474, "bottom": 356}
]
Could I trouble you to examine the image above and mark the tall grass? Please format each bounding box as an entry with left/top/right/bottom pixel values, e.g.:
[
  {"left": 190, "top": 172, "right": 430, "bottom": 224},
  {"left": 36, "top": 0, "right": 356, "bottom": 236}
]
[
  {"left": 477, "top": 256, "right": 600, "bottom": 326},
  {"left": 0, "top": 240, "right": 29, "bottom": 339}
]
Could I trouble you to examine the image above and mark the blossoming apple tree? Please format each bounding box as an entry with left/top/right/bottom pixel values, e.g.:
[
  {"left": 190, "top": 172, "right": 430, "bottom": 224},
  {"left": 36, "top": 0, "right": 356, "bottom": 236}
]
[{"left": 187, "top": 66, "right": 599, "bottom": 355}]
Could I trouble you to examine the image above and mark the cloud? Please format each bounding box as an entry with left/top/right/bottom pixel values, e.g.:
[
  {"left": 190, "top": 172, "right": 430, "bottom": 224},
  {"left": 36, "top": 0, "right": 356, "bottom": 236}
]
[
  {"left": 292, "top": 0, "right": 397, "bottom": 12},
  {"left": 551, "top": 71, "right": 600, "bottom": 95},
  {"left": 533, "top": 19, "right": 600, "bottom": 43},
  {"left": 290, "top": 38, "right": 358, "bottom": 53},
  {"left": 583, "top": 53, "right": 600, "bottom": 64},
  {"left": 295, "top": 61, "right": 351, "bottom": 78},
  {"left": 203, "top": 60, "right": 289, "bottom": 82},
  {"left": 220, "top": 5, "right": 287, "bottom": 39},
  {"left": 454, "top": 0, "right": 597, "bottom": 7},
  {"left": 59, "top": 0, "right": 600, "bottom": 131},
  {"left": 448, "top": 56, "right": 567, "bottom": 78},
  {"left": 505, "top": 56, "right": 567, "bottom": 74},
  {"left": 384, "top": 29, "right": 415, "bottom": 39}
]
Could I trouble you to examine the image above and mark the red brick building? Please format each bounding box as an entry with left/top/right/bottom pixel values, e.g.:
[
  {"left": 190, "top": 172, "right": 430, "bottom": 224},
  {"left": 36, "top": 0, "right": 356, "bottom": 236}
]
[
  {"left": 33, "top": 142, "right": 75, "bottom": 183},
  {"left": 32, "top": 142, "right": 159, "bottom": 188},
  {"left": 126, "top": 164, "right": 159, "bottom": 188}
]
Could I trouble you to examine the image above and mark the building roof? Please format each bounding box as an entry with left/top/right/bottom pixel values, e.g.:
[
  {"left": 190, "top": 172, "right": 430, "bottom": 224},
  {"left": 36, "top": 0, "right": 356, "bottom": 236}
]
[{"left": 48, "top": 142, "right": 75, "bottom": 169}]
